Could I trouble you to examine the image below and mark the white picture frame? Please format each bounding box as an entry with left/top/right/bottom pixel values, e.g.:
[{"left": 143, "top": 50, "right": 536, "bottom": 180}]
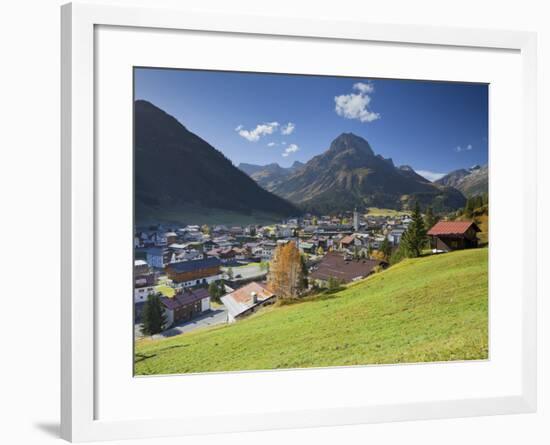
[{"left": 61, "top": 2, "right": 537, "bottom": 442}]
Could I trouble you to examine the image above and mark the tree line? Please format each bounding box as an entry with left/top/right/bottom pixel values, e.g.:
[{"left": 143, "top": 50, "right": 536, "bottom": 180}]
[{"left": 456, "top": 193, "right": 488, "bottom": 218}]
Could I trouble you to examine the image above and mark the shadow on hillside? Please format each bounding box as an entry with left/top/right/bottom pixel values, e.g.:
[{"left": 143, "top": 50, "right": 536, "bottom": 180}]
[{"left": 134, "top": 352, "right": 156, "bottom": 363}]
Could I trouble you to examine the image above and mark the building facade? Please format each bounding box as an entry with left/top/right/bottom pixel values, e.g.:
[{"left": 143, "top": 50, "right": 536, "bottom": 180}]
[{"left": 165, "top": 257, "right": 223, "bottom": 288}]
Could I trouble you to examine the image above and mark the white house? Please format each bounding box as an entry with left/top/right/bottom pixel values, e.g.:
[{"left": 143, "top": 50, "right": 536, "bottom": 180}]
[
  {"left": 134, "top": 259, "right": 156, "bottom": 303},
  {"left": 388, "top": 228, "right": 407, "bottom": 245},
  {"left": 221, "top": 282, "right": 275, "bottom": 323}
]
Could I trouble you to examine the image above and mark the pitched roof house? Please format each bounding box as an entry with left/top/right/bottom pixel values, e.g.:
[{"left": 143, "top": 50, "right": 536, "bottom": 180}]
[
  {"left": 221, "top": 282, "right": 275, "bottom": 322},
  {"left": 165, "top": 257, "right": 222, "bottom": 288},
  {"left": 160, "top": 287, "right": 211, "bottom": 327},
  {"left": 310, "top": 252, "right": 385, "bottom": 285},
  {"left": 427, "top": 221, "right": 481, "bottom": 251}
]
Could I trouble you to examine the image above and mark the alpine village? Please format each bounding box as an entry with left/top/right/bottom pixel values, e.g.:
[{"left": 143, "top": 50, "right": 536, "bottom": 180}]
[{"left": 134, "top": 100, "right": 489, "bottom": 374}]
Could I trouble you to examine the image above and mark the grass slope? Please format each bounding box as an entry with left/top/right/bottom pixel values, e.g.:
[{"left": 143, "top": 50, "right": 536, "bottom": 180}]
[{"left": 135, "top": 249, "right": 488, "bottom": 375}]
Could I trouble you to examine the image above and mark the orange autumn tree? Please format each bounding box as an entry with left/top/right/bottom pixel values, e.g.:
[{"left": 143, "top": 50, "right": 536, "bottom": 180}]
[{"left": 268, "top": 241, "right": 306, "bottom": 300}]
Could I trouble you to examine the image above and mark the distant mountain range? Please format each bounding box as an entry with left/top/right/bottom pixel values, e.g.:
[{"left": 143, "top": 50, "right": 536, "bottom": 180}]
[
  {"left": 435, "top": 165, "right": 488, "bottom": 198},
  {"left": 134, "top": 100, "right": 299, "bottom": 223},
  {"left": 246, "top": 133, "right": 466, "bottom": 213},
  {"left": 135, "top": 101, "right": 474, "bottom": 220},
  {"left": 238, "top": 161, "right": 305, "bottom": 191}
]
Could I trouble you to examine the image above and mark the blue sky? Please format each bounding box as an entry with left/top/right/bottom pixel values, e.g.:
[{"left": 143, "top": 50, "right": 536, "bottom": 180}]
[{"left": 135, "top": 68, "right": 488, "bottom": 181}]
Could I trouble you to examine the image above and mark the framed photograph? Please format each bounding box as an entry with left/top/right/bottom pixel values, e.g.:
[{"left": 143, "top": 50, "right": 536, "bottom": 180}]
[{"left": 61, "top": 2, "right": 537, "bottom": 442}]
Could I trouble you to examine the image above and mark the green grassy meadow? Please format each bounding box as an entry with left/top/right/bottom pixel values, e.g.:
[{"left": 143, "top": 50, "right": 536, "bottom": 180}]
[
  {"left": 366, "top": 207, "right": 410, "bottom": 217},
  {"left": 135, "top": 248, "right": 488, "bottom": 375}
]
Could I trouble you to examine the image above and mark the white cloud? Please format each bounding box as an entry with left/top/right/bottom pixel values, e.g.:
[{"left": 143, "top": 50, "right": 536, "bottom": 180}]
[
  {"left": 353, "top": 82, "right": 374, "bottom": 94},
  {"left": 415, "top": 169, "right": 446, "bottom": 182},
  {"left": 281, "top": 122, "right": 295, "bottom": 135},
  {"left": 282, "top": 143, "right": 299, "bottom": 157},
  {"left": 334, "top": 82, "right": 380, "bottom": 123},
  {"left": 267, "top": 142, "right": 277, "bottom": 147},
  {"left": 236, "top": 121, "right": 279, "bottom": 142},
  {"left": 455, "top": 144, "right": 473, "bottom": 152}
]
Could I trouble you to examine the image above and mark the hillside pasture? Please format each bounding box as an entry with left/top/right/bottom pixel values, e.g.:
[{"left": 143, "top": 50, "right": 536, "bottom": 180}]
[{"left": 135, "top": 248, "right": 488, "bottom": 375}]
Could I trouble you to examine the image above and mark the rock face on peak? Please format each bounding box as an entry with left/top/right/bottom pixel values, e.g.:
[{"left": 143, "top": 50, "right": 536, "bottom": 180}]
[
  {"left": 134, "top": 100, "right": 299, "bottom": 222},
  {"left": 435, "top": 165, "right": 488, "bottom": 198},
  {"left": 268, "top": 133, "right": 466, "bottom": 214},
  {"left": 328, "top": 132, "right": 375, "bottom": 157}
]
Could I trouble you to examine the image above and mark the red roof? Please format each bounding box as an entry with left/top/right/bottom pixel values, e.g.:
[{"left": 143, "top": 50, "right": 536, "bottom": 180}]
[
  {"left": 339, "top": 235, "right": 355, "bottom": 245},
  {"left": 427, "top": 221, "right": 480, "bottom": 236},
  {"left": 228, "top": 282, "right": 274, "bottom": 304}
]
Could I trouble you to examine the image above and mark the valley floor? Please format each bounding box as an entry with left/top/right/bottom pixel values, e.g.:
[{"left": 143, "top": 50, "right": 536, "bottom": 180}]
[{"left": 135, "top": 248, "right": 488, "bottom": 375}]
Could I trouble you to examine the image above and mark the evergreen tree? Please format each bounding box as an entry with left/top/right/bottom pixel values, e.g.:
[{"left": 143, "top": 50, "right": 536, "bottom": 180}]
[
  {"left": 300, "top": 254, "right": 309, "bottom": 289},
  {"left": 424, "top": 206, "right": 439, "bottom": 230},
  {"left": 208, "top": 281, "right": 224, "bottom": 303},
  {"left": 380, "top": 236, "right": 392, "bottom": 260},
  {"left": 400, "top": 201, "right": 427, "bottom": 258},
  {"left": 465, "top": 197, "right": 475, "bottom": 217},
  {"left": 389, "top": 244, "right": 406, "bottom": 265},
  {"left": 474, "top": 195, "right": 483, "bottom": 209},
  {"left": 226, "top": 267, "right": 234, "bottom": 280},
  {"left": 141, "top": 293, "right": 166, "bottom": 336}
]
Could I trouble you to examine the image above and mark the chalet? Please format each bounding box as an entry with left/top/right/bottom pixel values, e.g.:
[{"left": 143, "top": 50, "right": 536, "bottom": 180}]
[
  {"left": 134, "top": 259, "right": 156, "bottom": 303},
  {"left": 152, "top": 231, "right": 168, "bottom": 246},
  {"left": 172, "top": 249, "right": 203, "bottom": 263},
  {"left": 427, "top": 221, "right": 481, "bottom": 252},
  {"left": 184, "top": 225, "right": 201, "bottom": 232},
  {"left": 275, "top": 225, "right": 294, "bottom": 238},
  {"left": 206, "top": 246, "right": 239, "bottom": 263},
  {"left": 388, "top": 227, "right": 406, "bottom": 245},
  {"left": 160, "top": 287, "right": 211, "bottom": 327},
  {"left": 229, "top": 226, "right": 244, "bottom": 236},
  {"left": 165, "top": 231, "right": 178, "bottom": 245},
  {"left": 134, "top": 259, "right": 149, "bottom": 275},
  {"left": 258, "top": 241, "right": 277, "bottom": 260},
  {"left": 134, "top": 230, "right": 164, "bottom": 248},
  {"left": 165, "top": 257, "right": 222, "bottom": 288},
  {"left": 339, "top": 234, "right": 356, "bottom": 250},
  {"left": 310, "top": 252, "right": 386, "bottom": 286},
  {"left": 213, "top": 224, "right": 229, "bottom": 234},
  {"left": 299, "top": 241, "right": 316, "bottom": 254},
  {"left": 212, "top": 235, "right": 234, "bottom": 248},
  {"left": 221, "top": 282, "right": 275, "bottom": 322},
  {"left": 182, "top": 230, "right": 204, "bottom": 243}
]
